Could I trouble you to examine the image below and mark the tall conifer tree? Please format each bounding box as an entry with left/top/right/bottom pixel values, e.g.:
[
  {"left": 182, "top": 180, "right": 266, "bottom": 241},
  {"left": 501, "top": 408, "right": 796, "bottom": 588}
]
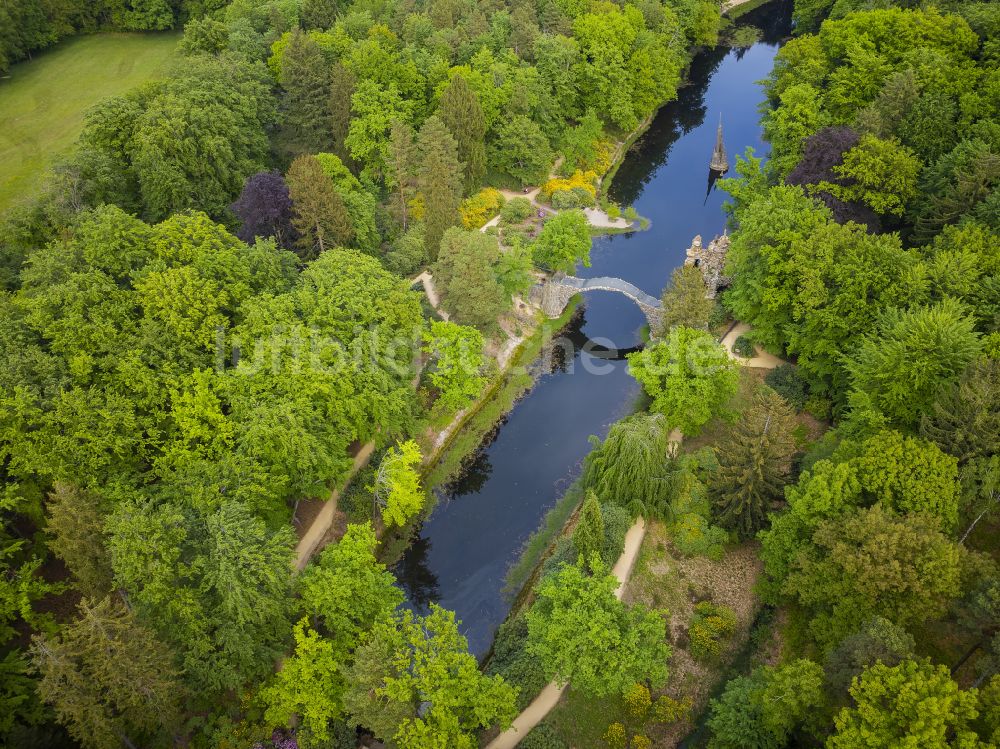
[
  {"left": 710, "top": 388, "right": 797, "bottom": 538},
  {"left": 287, "top": 155, "right": 354, "bottom": 257},
  {"left": 280, "top": 30, "right": 332, "bottom": 155},
  {"left": 31, "top": 597, "right": 184, "bottom": 749},
  {"left": 417, "top": 115, "right": 463, "bottom": 261},
  {"left": 438, "top": 74, "right": 487, "bottom": 193}
]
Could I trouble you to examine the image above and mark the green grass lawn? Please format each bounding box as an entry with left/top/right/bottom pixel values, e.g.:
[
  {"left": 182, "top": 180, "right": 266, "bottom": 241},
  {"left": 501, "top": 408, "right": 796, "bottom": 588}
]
[{"left": 0, "top": 32, "right": 179, "bottom": 214}]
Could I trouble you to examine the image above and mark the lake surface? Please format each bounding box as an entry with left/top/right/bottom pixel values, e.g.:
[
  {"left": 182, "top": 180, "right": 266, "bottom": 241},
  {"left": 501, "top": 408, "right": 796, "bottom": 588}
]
[{"left": 394, "top": 0, "right": 794, "bottom": 657}]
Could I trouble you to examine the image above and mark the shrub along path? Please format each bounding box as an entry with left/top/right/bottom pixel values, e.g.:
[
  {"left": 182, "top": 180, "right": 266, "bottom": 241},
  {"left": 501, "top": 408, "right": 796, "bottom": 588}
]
[{"left": 485, "top": 325, "right": 784, "bottom": 747}]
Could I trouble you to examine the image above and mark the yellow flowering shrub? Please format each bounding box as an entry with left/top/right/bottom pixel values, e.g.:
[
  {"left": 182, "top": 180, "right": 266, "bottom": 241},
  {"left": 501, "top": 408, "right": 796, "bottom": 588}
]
[
  {"left": 539, "top": 170, "right": 598, "bottom": 204},
  {"left": 408, "top": 193, "right": 425, "bottom": 222},
  {"left": 459, "top": 188, "right": 505, "bottom": 228}
]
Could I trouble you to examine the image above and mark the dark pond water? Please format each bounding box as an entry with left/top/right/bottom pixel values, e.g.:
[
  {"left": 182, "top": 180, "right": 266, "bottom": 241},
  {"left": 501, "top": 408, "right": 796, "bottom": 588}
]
[{"left": 394, "top": 0, "right": 794, "bottom": 657}]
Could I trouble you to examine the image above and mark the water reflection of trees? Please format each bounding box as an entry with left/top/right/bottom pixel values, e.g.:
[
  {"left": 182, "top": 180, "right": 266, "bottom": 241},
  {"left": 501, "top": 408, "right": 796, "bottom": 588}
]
[
  {"left": 393, "top": 533, "right": 440, "bottom": 611},
  {"left": 608, "top": 0, "right": 793, "bottom": 208}
]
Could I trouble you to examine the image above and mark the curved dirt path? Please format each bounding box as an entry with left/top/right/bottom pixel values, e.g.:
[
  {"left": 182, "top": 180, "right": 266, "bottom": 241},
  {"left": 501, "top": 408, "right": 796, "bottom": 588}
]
[
  {"left": 486, "top": 518, "right": 648, "bottom": 749},
  {"left": 485, "top": 327, "right": 782, "bottom": 747}
]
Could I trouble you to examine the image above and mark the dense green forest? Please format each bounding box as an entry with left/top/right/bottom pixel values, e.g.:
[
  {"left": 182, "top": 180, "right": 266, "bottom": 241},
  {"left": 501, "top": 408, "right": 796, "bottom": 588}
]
[
  {"left": 0, "top": 0, "right": 721, "bottom": 745},
  {"left": 1, "top": 0, "right": 998, "bottom": 745}
]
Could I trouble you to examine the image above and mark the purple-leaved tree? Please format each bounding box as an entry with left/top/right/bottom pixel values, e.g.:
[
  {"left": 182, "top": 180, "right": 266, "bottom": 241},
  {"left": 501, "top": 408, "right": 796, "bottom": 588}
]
[{"left": 230, "top": 171, "right": 299, "bottom": 248}]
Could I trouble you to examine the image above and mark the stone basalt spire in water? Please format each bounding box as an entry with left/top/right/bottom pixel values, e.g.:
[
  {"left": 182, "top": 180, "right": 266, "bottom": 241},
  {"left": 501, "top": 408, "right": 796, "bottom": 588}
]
[{"left": 710, "top": 114, "right": 729, "bottom": 174}]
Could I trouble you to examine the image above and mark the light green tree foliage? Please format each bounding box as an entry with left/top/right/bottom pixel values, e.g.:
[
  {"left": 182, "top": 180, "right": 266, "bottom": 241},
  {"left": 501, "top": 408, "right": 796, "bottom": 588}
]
[
  {"left": 573, "top": 490, "right": 605, "bottom": 562},
  {"left": 720, "top": 179, "right": 924, "bottom": 400},
  {"left": 107, "top": 500, "right": 295, "bottom": 695},
  {"left": 819, "top": 134, "right": 921, "bottom": 216},
  {"left": 526, "top": 558, "right": 670, "bottom": 697},
  {"left": 372, "top": 441, "right": 425, "bottom": 528},
  {"left": 560, "top": 109, "right": 604, "bottom": 174},
  {"left": 571, "top": 2, "right": 684, "bottom": 131},
  {"left": 346, "top": 80, "right": 414, "bottom": 182},
  {"left": 433, "top": 227, "right": 508, "bottom": 331},
  {"left": 719, "top": 184, "right": 832, "bottom": 355},
  {"left": 783, "top": 505, "right": 966, "bottom": 649},
  {"left": 345, "top": 605, "right": 517, "bottom": 748},
  {"left": 828, "top": 660, "right": 988, "bottom": 749},
  {"left": 421, "top": 320, "right": 487, "bottom": 412},
  {"left": 762, "top": 83, "right": 827, "bottom": 179},
  {"left": 710, "top": 387, "right": 798, "bottom": 539},
  {"left": 759, "top": 459, "right": 860, "bottom": 601},
  {"left": 30, "top": 596, "right": 184, "bottom": 749},
  {"left": 847, "top": 300, "right": 981, "bottom": 429},
  {"left": 657, "top": 264, "right": 714, "bottom": 335},
  {"left": 854, "top": 430, "right": 960, "bottom": 531},
  {"left": 980, "top": 675, "right": 1000, "bottom": 745},
  {"left": 494, "top": 240, "right": 536, "bottom": 300},
  {"left": 532, "top": 209, "right": 591, "bottom": 273},
  {"left": 259, "top": 620, "right": 346, "bottom": 749},
  {"left": 708, "top": 659, "right": 826, "bottom": 749},
  {"left": 627, "top": 327, "right": 739, "bottom": 436},
  {"left": 298, "top": 522, "right": 403, "bottom": 655},
  {"left": 584, "top": 412, "right": 676, "bottom": 519}
]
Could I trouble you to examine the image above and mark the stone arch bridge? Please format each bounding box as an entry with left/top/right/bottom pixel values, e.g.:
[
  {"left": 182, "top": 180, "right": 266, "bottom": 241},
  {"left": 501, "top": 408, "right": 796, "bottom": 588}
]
[{"left": 530, "top": 273, "right": 663, "bottom": 333}]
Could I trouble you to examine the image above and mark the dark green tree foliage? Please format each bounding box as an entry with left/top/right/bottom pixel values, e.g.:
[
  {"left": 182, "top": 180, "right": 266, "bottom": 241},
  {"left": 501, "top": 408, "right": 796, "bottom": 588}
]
[
  {"left": 707, "top": 659, "right": 825, "bottom": 749},
  {"left": 572, "top": 490, "right": 605, "bottom": 563},
  {"left": 30, "top": 596, "right": 185, "bottom": 749},
  {"left": 286, "top": 154, "right": 354, "bottom": 257},
  {"left": 418, "top": 115, "right": 464, "bottom": 261},
  {"left": 433, "top": 227, "right": 507, "bottom": 330},
  {"left": 438, "top": 74, "right": 487, "bottom": 193},
  {"left": 44, "top": 483, "right": 113, "bottom": 598},
  {"left": 490, "top": 115, "right": 554, "bottom": 186},
  {"left": 920, "top": 359, "right": 1000, "bottom": 464},
  {"left": 823, "top": 616, "right": 916, "bottom": 699},
  {"left": 710, "top": 388, "right": 798, "bottom": 539},
  {"left": 280, "top": 30, "right": 333, "bottom": 155},
  {"left": 584, "top": 412, "right": 676, "bottom": 519},
  {"left": 328, "top": 63, "right": 357, "bottom": 166},
  {"left": 301, "top": 0, "right": 339, "bottom": 30}
]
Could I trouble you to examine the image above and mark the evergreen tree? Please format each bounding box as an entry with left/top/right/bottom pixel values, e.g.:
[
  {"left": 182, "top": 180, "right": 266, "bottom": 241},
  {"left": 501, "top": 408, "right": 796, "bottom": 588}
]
[
  {"left": 438, "top": 74, "right": 487, "bottom": 193},
  {"left": 287, "top": 154, "right": 354, "bottom": 257},
  {"left": 709, "top": 388, "right": 797, "bottom": 539},
  {"left": 417, "top": 115, "right": 464, "bottom": 261},
  {"left": 45, "top": 483, "right": 113, "bottom": 599},
  {"left": 387, "top": 120, "right": 416, "bottom": 231},
  {"left": 328, "top": 63, "right": 356, "bottom": 166},
  {"left": 31, "top": 597, "right": 184, "bottom": 749},
  {"left": 920, "top": 358, "right": 1000, "bottom": 465},
  {"left": 279, "top": 30, "right": 332, "bottom": 155},
  {"left": 301, "top": 0, "right": 339, "bottom": 29},
  {"left": 433, "top": 227, "right": 507, "bottom": 331},
  {"left": 658, "top": 264, "right": 714, "bottom": 334},
  {"left": 573, "top": 490, "right": 605, "bottom": 564}
]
